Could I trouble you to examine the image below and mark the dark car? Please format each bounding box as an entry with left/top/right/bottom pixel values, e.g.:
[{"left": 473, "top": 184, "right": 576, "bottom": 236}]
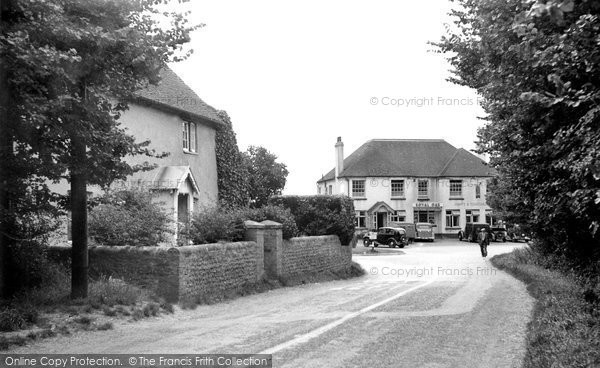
[
  {"left": 390, "top": 222, "right": 416, "bottom": 243},
  {"left": 490, "top": 226, "right": 508, "bottom": 242},
  {"left": 363, "top": 227, "right": 407, "bottom": 248},
  {"left": 459, "top": 223, "right": 491, "bottom": 242}
]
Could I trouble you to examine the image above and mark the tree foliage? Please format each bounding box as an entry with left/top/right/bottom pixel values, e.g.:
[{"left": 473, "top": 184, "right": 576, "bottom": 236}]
[
  {"left": 243, "top": 146, "right": 289, "bottom": 208},
  {"left": 0, "top": 0, "right": 198, "bottom": 296},
  {"left": 215, "top": 110, "right": 250, "bottom": 208},
  {"left": 436, "top": 0, "right": 600, "bottom": 262}
]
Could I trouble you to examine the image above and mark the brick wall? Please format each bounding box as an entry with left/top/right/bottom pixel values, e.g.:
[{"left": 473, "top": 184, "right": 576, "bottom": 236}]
[{"left": 281, "top": 235, "right": 352, "bottom": 278}]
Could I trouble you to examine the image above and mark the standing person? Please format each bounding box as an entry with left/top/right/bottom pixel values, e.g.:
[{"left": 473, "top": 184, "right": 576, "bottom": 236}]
[{"left": 478, "top": 228, "right": 490, "bottom": 258}]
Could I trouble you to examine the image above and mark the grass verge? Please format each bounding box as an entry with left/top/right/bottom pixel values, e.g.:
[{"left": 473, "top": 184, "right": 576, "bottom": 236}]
[{"left": 491, "top": 248, "right": 599, "bottom": 368}]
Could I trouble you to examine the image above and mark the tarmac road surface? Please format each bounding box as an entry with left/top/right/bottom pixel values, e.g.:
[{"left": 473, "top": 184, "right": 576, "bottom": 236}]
[{"left": 8, "top": 240, "right": 534, "bottom": 368}]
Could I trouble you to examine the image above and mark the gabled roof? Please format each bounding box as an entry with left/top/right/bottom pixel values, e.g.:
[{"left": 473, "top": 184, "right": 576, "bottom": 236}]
[
  {"left": 135, "top": 67, "right": 223, "bottom": 128},
  {"left": 367, "top": 201, "right": 396, "bottom": 213},
  {"left": 150, "top": 165, "right": 199, "bottom": 193},
  {"left": 318, "top": 139, "right": 496, "bottom": 182}
]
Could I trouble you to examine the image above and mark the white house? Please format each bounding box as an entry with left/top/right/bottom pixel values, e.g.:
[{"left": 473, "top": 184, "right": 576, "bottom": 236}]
[{"left": 317, "top": 138, "right": 497, "bottom": 236}]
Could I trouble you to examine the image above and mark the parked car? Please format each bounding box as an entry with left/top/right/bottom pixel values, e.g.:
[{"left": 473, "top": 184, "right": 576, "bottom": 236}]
[
  {"left": 415, "top": 222, "right": 435, "bottom": 242},
  {"left": 507, "top": 231, "right": 531, "bottom": 243},
  {"left": 363, "top": 227, "right": 408, "bottom": 248},
  {"left": 490, "top": 226, "right": 508, "bottom": 242},
  {"left": 362, "top": 229, "right": 378, "bottom": 247},
  {"left": 390, "top": 222, "right": 416, "bottom": 243},
  {"left": 506, "top": 225, "right": 531, "bottom": 243},
  {"left": 458, "top": 223, "right": 491, "bottom": 242}
]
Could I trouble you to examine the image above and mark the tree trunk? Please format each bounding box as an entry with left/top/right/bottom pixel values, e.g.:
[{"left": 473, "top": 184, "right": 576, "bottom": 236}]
[
  {"left": 0, "top": 0, "right": 14, "bottom": 299},
  {"left": 70, "top": 136, "right": 88, "bottom": 299}
]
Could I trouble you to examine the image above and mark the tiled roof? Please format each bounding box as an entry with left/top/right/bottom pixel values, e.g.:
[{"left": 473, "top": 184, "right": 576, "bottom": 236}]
[
  {"left": 135, "top": 67, "right": 222, "bottom": 128},
  {"left": 318, "top": 139, "right": 496, "bottom": 182}
]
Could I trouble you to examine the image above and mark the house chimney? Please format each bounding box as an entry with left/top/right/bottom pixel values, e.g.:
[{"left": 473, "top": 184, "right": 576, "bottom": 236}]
[{"left": 335, "top": 136, "right": 344, "bottom": 178}]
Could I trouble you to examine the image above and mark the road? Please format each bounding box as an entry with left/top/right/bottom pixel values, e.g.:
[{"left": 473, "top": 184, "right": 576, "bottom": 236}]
[{"left": 9, "top": 240, "right": 534, "bottom": 368}]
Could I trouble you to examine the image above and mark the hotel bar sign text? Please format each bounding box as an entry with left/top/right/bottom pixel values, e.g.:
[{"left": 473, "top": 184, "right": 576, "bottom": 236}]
[{"left": 414, "top": 202, "right": 442, "bottom": 208}]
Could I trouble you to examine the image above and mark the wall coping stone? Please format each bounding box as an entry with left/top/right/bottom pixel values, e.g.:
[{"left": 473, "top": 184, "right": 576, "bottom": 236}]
[
  {"left": 244, "top": 220, "right": 265, "bottom": 229},
  {"left": 261, "top": 220, "right": 283, "bottom": 229}
]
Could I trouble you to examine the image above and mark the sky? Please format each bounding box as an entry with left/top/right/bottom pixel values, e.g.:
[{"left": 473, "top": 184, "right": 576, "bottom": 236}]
[{"left": 168, "top": 0, "right": 486, "bottom": 195}]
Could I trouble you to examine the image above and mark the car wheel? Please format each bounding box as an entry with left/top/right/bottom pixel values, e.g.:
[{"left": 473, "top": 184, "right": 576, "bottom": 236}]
[
  {"left": 502, "top": 237, "right": 506, "bottom": 243},
  {"left": 363, "top": 238, "right": 370, "bottom": 247},
  {"left": 388, "top": 239, "right": 396, "bottom": 248}
]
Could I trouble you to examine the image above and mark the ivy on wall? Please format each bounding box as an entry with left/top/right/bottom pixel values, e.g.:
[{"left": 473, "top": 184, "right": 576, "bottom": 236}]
[{"left": 215, "top": 110, "right": 250, "bottom": 208}]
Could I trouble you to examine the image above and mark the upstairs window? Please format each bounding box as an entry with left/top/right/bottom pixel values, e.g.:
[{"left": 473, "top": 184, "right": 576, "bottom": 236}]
[
  {"left": 417, "top": 179, "right": 429, "bottom": 198},
  {"left": 352, "top": 180, "right": 366, "bottom": 197},
  {"left": 182, "top": 121, "right": 197, "bottom": 153},
  {"left": 475, "top": 184, "right": 481, "bottom": 199},
  {"left": 449, "top": 180, "right": 462, "bottom": 197},
  {"left": 391, "top": 180, "right": 405, "bottom": 197}
]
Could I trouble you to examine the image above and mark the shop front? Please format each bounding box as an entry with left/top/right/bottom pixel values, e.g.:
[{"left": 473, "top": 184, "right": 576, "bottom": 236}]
[{"left": 413, "top": 202, "right": 443, "bottom": 234}]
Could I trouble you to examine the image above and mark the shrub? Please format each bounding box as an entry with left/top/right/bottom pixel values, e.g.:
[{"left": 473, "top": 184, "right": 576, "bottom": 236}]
[
  {"left": 269, "top": 195, "right": 355, "bottom": 244},
  {"left": 188, "top": 205, "right": 298, "bottom": 244},
  {"left": 0, "top": 308, "right": 26, "bottom": 332},
  {"left": 89, "top": 189, "right": 173, "bottom": 246},
  {"left": 242, "top": 205, "right": 298, "bottom": 239},
  {"left": 188, "top": 207, "right": 245, "bottom": 244}
]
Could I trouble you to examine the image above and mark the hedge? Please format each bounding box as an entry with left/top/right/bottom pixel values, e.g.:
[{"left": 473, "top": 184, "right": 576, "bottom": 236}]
[
  {"left": 188, "top": 205, "right": 298, "bottom": 244},
  {"left": 268, "top": 195, "right": 355, "bottom": 245}
]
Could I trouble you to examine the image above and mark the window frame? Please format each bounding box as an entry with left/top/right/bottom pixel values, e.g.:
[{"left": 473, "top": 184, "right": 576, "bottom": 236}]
[
  {"left": 390, "top": 179, "right": 405, "bottom": 198},
  {"left": 466, "top": 209, "right": 480, "bottom": 223},
  {"left": 449, "top": 179, "right": 463, "bottom": 198},
  {"left": 351, "top": 179, "right": 366, "bottom": 198},
  {"left": 355, "top": 211, "right": 366, "bottom": 228},
  {"left": 445, "top": 209, "right": 460, "bottom": 228},
  {"left": 417, "top": 179, "right": 429, "bottom": 198},
  {"left": 182, "top": 121, "right": 197, "bottom": 153}
]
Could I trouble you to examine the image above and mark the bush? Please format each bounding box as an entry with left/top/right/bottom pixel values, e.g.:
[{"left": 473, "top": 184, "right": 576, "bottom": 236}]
[
  {"left": 269, "top": 195, "right": 355, "bottom": 244},
  {"left": 88, "top": 189, "right": 172, "bottom": 246},
  {"left": 0, "top": 308, "right": 26, "bottom": 332},
  {"left": 188, "top": 205, "right": 298, "bottom": 244},
  {"left": 188, "top": 208, "right": 245, "bottom": 244},
  {"left": 244, "top": 205, "right": 298, "bottom": 240}
]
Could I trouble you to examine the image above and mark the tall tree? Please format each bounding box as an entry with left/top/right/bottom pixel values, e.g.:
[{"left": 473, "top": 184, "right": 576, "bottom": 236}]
[
  {"left": 0, "top": 0, "right": 198, "bottom": 297},
  {"left": 215, "top": 110, "right": 250, "bottom": 208},
  {"left": 243, "top": 146, "right": 289, "bottom": 208},
  {"left": 436, "top": 0, "right": 600, "bottom": 262}
]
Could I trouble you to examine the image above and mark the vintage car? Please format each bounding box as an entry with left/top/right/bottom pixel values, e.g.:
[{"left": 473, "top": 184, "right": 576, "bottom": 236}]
[
  {"left": 458, "top": 223, "right": 491, "bottom": 242},
  {"left": 363, "top": 227, "right": 408, "bottom": 248},
  {"left": 389, "top": 222, "right": 416, "bottom": 243},
  {"left": 415, "top": 222, "right": 435, "bottom": 242},
  {"left": 490, "top": 226, "right": 508, "bottom": 242}
]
